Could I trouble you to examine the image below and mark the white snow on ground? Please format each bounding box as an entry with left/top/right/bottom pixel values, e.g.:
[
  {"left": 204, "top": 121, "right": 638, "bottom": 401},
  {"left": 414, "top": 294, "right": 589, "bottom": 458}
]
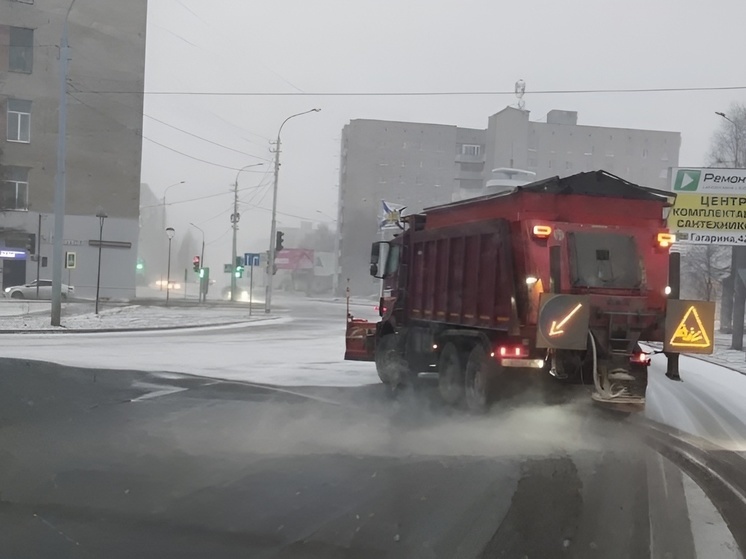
[
  {"left": 0, "top": 303, "right": 266, "bottom": 331},
  {"left": 0, "top": 304, "right": 379, "bottom": 387},
  {"left": 646, "top": 351, "right": 746, "bottom": 450}
]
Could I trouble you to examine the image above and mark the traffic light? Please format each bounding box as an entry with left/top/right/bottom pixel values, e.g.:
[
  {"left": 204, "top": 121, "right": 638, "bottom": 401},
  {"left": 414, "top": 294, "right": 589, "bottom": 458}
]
[
  {"left": 235, "top": 256, "right": 244, "bottom": 278},
  {"left": 193, "top": 256, "right": 200, "bottom": 272},
  {"left": 276, "top": 231, "right": 285, "bottom": 252},
  {"left": 199, "top": 268, "right": 205, "bottom": 279},
  {"left": 136, "top": 258, "right": 144, "bottom": 271}
]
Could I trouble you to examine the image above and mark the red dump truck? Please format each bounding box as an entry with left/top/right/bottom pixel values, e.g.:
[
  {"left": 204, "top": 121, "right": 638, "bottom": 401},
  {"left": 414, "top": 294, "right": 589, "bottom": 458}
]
[{"left": 345, "top": 171, "right": 716, "bottom": 412}]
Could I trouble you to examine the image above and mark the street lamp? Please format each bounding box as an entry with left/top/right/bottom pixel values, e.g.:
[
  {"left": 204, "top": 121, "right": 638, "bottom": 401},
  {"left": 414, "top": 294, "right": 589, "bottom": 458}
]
[
  {"left": 94, "top": 208, "right": 107, "bottom": 315},
  {"left": 266, "top": 108, "right": 321, "bottom": 313},
  {"left": 51, "top": 0, "right": 79, "bottom": 326},
  {"left": 190, "top": 222, "right": 205, "bottom": 303},
  {"left": 231, "top": 163, "right": 264, "bottom": 302},
  {"left": 162, "top": 180, "right": 187, "bottom": 209},
  {"left": 165, "top": 227, "right": 175, "bottom": 305}
]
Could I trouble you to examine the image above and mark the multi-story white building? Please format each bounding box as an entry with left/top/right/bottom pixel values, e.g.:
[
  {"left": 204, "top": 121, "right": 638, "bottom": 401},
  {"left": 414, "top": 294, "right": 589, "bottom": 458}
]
[{"left": 337, "top": 107, "right": 680, "bottom": 295}]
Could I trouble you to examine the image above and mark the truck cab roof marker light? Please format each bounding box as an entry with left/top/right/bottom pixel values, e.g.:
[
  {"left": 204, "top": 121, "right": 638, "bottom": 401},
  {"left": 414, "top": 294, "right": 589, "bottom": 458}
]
[{"left": 532, "top": 225, "right": 552, "bottom": 239}]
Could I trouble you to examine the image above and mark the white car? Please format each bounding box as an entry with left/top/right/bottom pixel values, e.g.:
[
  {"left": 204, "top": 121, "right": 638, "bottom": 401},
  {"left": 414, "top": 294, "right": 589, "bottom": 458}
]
[{"left": 3, "top": 280, "right": 75, "bottom": 300}]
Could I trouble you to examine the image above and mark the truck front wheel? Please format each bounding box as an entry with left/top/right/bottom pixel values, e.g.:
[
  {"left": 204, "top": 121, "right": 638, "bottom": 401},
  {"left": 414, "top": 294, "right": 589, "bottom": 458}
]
[
  {"left": 464, "top": 345, "right": 498, "bottom": 413},
  {"left": 438, "top": 343, "right": 464, "bottom": 405},
  {"left": 375, "top": 333, "right": 412, "bottom": 387}
]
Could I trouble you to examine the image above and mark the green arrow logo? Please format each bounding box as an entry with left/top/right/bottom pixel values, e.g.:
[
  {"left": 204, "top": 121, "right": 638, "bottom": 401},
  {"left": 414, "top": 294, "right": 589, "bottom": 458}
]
[{"left": 674, "top": 169, "right": 701, "bottom": 191}]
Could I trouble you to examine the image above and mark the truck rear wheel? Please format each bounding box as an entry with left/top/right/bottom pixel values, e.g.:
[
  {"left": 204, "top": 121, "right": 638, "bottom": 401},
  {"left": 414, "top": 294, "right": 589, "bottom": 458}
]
[
  {"left": 464, "top": 345, "right": 497, "bottom": 413},
  {"left": 375, "top": 333, "right": 413, "bottom": 387},
  {"left": 438, "top": 343, "right": 464, "bottom": 405}
]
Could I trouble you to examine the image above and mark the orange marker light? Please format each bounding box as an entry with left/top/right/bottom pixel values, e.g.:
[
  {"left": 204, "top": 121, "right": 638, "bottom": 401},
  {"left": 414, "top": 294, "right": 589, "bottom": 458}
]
[
  {"left": 532, "top": 225, "right": 552, "bottom": 239},
  {"left": 657, "top": 233, "right": 676, "bottom": 248}
]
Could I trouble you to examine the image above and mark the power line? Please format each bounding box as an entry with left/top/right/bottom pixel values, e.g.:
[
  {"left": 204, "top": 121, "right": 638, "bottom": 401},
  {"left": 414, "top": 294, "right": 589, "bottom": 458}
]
[
  {"left": 69, "top": 89, "right": 271, "bottom": 171},
  {"left": 143, "top": 113, "right": 273, "bottom": 162},
  {"left": 141, "top": 136, "right": 268, "bottom": 171},
  {"left": 140, "top": 184, "right": 266, "bottom": 209},
  {"left": 75, "top": 85, "right": 746, "bottom": 97}
]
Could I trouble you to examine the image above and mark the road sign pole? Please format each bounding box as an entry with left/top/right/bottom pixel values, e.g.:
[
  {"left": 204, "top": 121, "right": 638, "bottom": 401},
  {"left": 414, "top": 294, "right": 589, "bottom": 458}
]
[{"left": 249, "top": 263, "right": 254, "bottom": 317}]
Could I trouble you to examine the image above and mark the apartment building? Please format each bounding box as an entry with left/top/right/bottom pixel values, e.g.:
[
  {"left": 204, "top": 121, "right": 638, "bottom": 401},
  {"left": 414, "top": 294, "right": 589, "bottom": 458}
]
[{"left": 0, "top": 0, "right": 147, "bottom": 299}]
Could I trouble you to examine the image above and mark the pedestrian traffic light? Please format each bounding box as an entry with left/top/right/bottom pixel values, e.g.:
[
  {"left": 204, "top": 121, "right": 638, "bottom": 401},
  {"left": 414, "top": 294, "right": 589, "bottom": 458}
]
[
  {"left": 199, "top": 267, "right": 205, "bottom": 279},
  {"left": 276, "top": 231, "right": 285, "bottom": 252},
  {"left": 193, "top": 256, "right": 201, "bottom": 272}
]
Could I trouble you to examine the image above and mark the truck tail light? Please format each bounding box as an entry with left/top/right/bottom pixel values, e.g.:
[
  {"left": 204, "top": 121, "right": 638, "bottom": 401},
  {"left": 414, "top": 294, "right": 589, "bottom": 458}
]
[
  {"left": 532, "top": 225, "right": 552, "bottom": 239},
  {"left": 657, "top": 233, "right": 675, "bottom": 248},
  {"left": 496, "top": 346, "right": 526, "bottom": 358},
  {"left": 630, "top": 352, "right": 651, "bottom": 365}
]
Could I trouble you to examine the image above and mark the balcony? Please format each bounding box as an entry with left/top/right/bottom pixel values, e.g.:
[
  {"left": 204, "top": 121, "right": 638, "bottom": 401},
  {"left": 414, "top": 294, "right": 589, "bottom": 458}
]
[{"left": 455, "top": 152, "right": 485, "bottom": 163}]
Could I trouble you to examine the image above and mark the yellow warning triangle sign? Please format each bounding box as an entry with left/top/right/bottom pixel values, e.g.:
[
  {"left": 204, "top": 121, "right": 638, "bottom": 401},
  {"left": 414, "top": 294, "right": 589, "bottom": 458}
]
[{"left": 669, "top": 306, "right": 711, "bottom": 349}]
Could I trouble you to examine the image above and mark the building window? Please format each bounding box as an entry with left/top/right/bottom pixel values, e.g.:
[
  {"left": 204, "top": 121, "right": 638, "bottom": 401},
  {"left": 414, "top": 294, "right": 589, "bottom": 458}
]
[
  {"left": 7, "top": 99, "right": 32, "bottom": 143},
  {"left": 1, "top": 167, "right": 30, "bottom": 210},
  {"left": 461, "top": 144, "right": 481, "bottom": 156},
  {"left": 415, "top": 175, "right": 423, "bottom": 185},
  {"left": 9, "top": 27, "right": 34, "bottom": 73},
  {"left": 548, "top": 160, "right": 554, "bottom": 169},
  {"left": 565, "top": 161, "right": 573, "bottom": 170},
  {"left": 642, "top": 148, "right": 648, "bottom": 159}
]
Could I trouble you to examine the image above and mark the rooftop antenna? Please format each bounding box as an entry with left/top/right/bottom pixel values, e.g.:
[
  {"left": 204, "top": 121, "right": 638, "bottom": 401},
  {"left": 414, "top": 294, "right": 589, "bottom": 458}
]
[{"left": 515, "top": 79, "right": 526, "bottom": 110}]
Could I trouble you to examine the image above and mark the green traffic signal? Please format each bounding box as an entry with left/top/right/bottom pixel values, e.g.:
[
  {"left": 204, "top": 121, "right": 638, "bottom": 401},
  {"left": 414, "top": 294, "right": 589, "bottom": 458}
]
[
  {"left": 199, "top": 268, "right": 205, "bottom": 279},
  {"left": 136, "top": 262, "right": 144, "bottom": 271}
]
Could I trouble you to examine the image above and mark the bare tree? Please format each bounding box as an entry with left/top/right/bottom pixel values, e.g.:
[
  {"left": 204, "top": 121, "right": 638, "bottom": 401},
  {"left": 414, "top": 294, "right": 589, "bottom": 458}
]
[{"left": 681, "top": 244, "right": 730, "bottom": 301}]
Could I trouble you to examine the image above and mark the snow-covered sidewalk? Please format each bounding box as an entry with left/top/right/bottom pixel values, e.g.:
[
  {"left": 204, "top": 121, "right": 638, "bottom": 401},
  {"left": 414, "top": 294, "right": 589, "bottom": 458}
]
[
  {"left": 0, "top": 303, "right": 273, "bottom": 332},
  {"left": 695, "top": 332, "right": 746, "bottom": 376}
]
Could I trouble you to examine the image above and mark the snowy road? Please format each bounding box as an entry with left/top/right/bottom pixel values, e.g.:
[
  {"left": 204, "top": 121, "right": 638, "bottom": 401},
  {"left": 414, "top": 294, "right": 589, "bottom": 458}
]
[
  {"left": 1, "top": 297, "right": 745, "bottom": 448},
  {"left": 0, "top": 299, "right": 379, "bottom": 387},
  {"left": 1, "top": 298, "right": 746, "bottom": 557}
]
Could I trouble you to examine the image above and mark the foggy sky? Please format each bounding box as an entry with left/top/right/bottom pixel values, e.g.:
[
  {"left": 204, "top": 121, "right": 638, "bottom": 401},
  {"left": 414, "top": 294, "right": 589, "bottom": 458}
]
[{"left": 141, "top": 0, "right": 746, "bottom": 263}]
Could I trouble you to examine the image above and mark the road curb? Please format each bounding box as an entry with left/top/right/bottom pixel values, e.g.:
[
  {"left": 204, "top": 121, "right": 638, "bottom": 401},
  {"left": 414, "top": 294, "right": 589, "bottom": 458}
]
[{"left": 0, "top": 315, "right": 282, "bottom": 335}]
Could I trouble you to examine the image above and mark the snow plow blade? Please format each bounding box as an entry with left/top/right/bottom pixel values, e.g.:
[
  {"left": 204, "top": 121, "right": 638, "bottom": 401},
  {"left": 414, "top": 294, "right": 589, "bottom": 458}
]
[{"left": 344, "top": 319, "right": 376, "bottom": 361}]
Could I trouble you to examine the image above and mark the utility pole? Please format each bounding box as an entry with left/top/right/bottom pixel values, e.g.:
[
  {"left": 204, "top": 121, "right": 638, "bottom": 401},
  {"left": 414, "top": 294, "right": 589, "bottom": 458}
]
[
  {"left": 51, "top": 0, "right": 77, "bottom": 326},
  {"left": 265, "top": 108, "right": 321, "bottom": 314},
  {"left": 230, "top": 179, "right": 239, "bottom": 302}
]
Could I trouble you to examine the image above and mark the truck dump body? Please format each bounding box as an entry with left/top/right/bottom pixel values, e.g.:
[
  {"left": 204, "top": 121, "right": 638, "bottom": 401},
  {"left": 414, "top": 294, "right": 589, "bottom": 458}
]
[{"left": 406, "top": 171, "right": 673, "bottom": 339}]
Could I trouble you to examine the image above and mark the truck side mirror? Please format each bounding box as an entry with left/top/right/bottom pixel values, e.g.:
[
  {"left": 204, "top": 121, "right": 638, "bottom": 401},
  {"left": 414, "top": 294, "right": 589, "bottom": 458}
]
[{"left": 370, "top": 241, "right": 389, "bottom": 279}]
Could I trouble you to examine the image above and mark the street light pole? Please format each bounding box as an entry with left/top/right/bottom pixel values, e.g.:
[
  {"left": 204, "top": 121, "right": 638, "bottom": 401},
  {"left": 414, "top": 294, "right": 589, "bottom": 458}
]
[
  {"left": 95, "top": 209, "right": 107, "bottom": 315},
  {"left": 51, "top": 0, "right": 78, "bottom": 326},
  {"left": 190, "top": 222, "right": 205, "bottom": 303},
  {"left": 165, "top": 227, "right": 175, "bottom": 306},
  {"left": 265, "top": 108, "right": 321, "bottom": 314},
  {"left": 231, "top": 164, "right": 263, "bottom": 302}
]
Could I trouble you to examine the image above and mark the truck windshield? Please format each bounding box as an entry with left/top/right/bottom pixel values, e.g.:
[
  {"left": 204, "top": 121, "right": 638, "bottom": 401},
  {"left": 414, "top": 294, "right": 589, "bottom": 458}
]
[{"left": 568, "top": 231, "right": 642, "bottom": 289}]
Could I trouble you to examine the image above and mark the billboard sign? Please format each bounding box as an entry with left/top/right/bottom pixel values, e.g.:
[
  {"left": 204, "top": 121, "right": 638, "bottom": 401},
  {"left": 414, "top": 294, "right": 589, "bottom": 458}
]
[
  {"left": 668, "top": 168, "right": 746, "bottom": 241},
  {"left": 274, "top": 249, "right": 314, "bottom": 270}
]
